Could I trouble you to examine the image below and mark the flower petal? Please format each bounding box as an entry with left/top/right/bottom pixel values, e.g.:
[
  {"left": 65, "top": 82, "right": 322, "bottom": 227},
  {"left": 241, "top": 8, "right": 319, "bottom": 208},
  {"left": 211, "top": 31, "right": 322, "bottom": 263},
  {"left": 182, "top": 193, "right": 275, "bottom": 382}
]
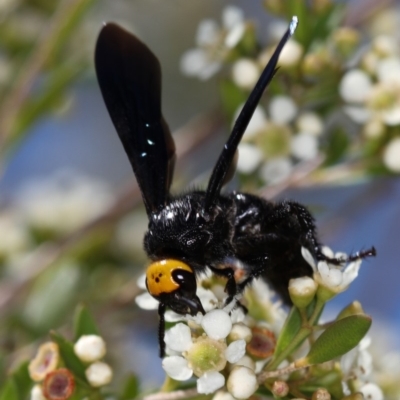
[
  {"left": 162, "top": 356, "right": 193, "bottom": 381},
  {"left": 164, "top": 323, "right": 193, "bottom": 352},
  {"left": 225, "top": 340, "right": 246, "bottom": 364},
  {"left": 197, "top": 371, "right": 225, "bottom": 394}
]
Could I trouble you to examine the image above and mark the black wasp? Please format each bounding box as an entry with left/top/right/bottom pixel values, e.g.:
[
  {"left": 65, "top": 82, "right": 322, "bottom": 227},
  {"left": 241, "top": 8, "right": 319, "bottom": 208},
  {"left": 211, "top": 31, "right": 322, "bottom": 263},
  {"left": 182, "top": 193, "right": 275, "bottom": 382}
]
[{"left": 95, "top": 17, "right": 375, "bottom": 357}]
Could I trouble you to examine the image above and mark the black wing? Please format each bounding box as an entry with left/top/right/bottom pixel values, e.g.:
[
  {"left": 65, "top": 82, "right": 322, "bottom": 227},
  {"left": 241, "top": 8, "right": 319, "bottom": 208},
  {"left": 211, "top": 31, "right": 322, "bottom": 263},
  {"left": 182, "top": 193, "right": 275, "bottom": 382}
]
[
  {"left": 95, "top": 23, "right": 176, "bottom": 215},
  {"left": 203, "top": 17, "right": 298, "bottom": 212}
]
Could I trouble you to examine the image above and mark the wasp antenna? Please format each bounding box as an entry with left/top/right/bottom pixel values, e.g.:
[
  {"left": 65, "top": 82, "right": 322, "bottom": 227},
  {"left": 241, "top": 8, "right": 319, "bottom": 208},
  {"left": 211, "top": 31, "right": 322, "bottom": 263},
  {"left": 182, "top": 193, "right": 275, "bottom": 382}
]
[{"left": 203, "top": 16, "right": 298, "bottom": 212}]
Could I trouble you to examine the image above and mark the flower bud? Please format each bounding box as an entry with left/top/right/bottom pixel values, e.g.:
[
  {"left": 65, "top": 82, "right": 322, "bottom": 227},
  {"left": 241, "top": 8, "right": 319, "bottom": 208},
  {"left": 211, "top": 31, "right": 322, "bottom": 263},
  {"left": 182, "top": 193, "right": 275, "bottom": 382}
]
[
  {"left": 278, "top": 40, "right": 303, "bottom": 68},
  {"left": 228, "top": 323, "right": 252, "bottom": 343},
  {"left": 212, "top": 390, "right": 235, "bottom": 400},
  {"left": 30, "top": 385, "right": 46, "bottom": 400},
  {"left": 363, "top": 119, "right": 385, "bottom": 139},
  {"left": 331, "top": 27, "right": 360, "bottom": 58},
  {"left": 85, "top": 361, "right": 113, "bottom": 387},
  {"left": 289, "top": 276, "right": 318, "bottom": 308},
  {"left": 383, "top": 137, "right": 400, "bottom": 173},
  {"left": 272, "top": 380, "right": 289, "bottom": 397},
  {"left": 312, "top": 388, "right": 331, "bottom": 400},
  {"left": 227, "top": 366, "right": 258, "bottom": 399},
  {"left": 233, "top": 355, "right": 256, "bottom": 371},
  {"left": 232, "top": 58, "right": 260, "bottom": 90},
  {"left": 74, "top": 335, "right": 106, "bottom": 363},
  {"left": 337, "top": 301, "right": 364, "bottom": 320}
]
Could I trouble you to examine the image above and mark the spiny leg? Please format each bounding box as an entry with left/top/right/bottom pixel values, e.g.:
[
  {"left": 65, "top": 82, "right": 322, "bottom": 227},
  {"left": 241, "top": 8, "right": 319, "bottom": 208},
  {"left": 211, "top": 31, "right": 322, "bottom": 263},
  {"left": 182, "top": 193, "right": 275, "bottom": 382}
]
[
  {"left": 158, "top": 302, "right": 166, "bottom": 358},
  {"left": 317, "top": 246, "right": 376, "bottom": 265}
]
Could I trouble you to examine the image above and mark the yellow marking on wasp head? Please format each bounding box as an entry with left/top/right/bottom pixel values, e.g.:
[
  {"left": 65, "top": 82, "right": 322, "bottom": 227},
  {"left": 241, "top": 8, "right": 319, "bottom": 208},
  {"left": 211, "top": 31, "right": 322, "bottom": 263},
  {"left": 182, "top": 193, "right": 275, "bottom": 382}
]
[{"left": 146, "top": 259, "right": 192, "bottom": 297}]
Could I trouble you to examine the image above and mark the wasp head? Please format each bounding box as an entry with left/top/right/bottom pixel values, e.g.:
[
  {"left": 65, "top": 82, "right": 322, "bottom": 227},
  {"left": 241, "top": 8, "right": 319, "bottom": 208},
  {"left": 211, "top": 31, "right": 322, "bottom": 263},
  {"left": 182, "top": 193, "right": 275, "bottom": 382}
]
[{"left": 145, "top": 259, "right": 205, "bottom": 316}]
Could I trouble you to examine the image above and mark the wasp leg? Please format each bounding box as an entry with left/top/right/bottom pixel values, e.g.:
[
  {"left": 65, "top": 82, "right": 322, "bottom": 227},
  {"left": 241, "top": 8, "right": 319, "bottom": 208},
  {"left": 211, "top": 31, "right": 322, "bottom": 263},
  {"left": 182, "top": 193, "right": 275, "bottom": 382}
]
[
  {"left": 317, "top": 246, "right": 376, "bottom": 265},
  {"left": 158, "top": 302, "right": 166, "bottom": 358},
  {"left": 209, "top": 266, "right": 238, "bottom": 306}
]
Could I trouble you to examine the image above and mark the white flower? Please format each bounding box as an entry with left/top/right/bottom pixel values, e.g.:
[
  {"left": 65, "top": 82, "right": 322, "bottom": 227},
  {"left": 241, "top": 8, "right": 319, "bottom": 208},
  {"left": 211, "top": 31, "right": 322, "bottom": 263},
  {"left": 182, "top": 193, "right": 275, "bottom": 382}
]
[
  {"left": 16, "top": 169, "right": 113, "bottom": 234},
  {"left": 269, "top": 95, "right": 298, "bottom": 124},
  {"left": 296, "top": 112, "right": 324, "bottom": 136},
  {"left": 359, "top": 383, "right": 384, "bottom": 400},
  {"left": 372, "top": 35, "right": 398, "bottom": 57},
  {"left": 197, "top": 371, "right": 225, "bottom": 394},
  {"left": 180, "top": 50, "right": 221, "bottom": 81},
  {"left": 227, "top": 366, "right": 258, "bottom": 399},
  {"left": 259, "top": 157, "right": 292, "bottom": 184},
  {"left": 74, "top": 335, "right": 106, "bottom": 363},
  {"left": 363, "top": 118, "right": 385, "bottom": 138},
  {"left": 232, "top": 58, "right": 260, "bottom": 90},
  {"left": 85, "top": 361, "right": 113, "bottom": 387},
  {"left": 30, "top": 385, "right": 46, "bottom": 400},
  {"left": 302, "top": 246, "right": 362, "bottom": 298},
  {"left": 278, "top": 39, "right": 303, "bottom": 68},
  {"left": 0, "top": 212, "right": 31, "bottom": 260},
  {"left": 161, "top": 305, "right": 247, "bottom": 393},
  {"left": 248, "top": 279, "right": 287, "bottom": 333},
  {"left": 180, "top": 6, "right": 245, "bottom": 80},
  {"left": 344, "top": 105, "right": 371, "bottom": 124},
  {"left": 341, "top": 336, "right": 372, "bottom": 380},
  {"left": 376, "top": 57, "right": 400, "bottom": 86},
  {"left": 135, "top": 292, "right": 159, "bottom": 310},
  {"left": 291, "top": 133, "right": 318, "bottom": 160},
  {"left": 383, "top": 137, "right": 400, "bottom": 172},
  {"left": 237, "top": 143, "right": 263, "bottom": 173},
  {"left": 339, "top": 69, "right": 373, "bottom": 103}
]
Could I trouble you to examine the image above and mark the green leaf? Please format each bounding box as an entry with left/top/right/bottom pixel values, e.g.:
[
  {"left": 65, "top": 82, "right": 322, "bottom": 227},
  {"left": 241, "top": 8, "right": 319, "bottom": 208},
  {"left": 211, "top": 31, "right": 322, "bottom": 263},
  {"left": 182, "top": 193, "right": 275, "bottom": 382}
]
[
  {"left": 50, "top": 331, "right": 87, "bottom": 382},
  {"left": 0, "top": 379, "right": 18, "bottom": 400},
  {"left": 120, "top": 374, "right": 140, "bottom": 400},
  {"left": 22, "top": 262, "right": 80, "bottom": 334},
  {"left": 73, "top": 304, "right": 100, "bottom": 341},
  {"left": 10, "top": 361, "right": 31, "bottom": 400},
  {"left": 305, "top": 315, "right": 372, "bottom": 365},
  {"left": 274, "top": 307, "right": 302, "bottom": 358}
]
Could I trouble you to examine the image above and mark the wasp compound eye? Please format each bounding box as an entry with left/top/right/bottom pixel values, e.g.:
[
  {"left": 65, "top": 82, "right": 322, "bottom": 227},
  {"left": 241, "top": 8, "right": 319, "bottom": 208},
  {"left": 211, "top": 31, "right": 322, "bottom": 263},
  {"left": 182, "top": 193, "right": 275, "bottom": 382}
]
[{"left": 146, "top": 259, "right": 193, "bottom": 297}]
